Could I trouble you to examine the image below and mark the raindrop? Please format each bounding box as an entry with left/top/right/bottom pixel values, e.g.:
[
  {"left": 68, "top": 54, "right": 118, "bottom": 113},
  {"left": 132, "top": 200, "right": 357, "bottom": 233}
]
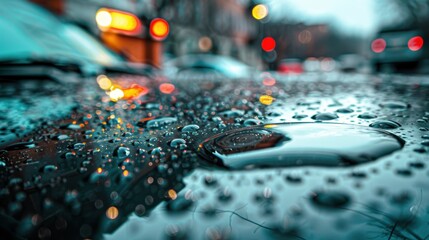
[
  {"left": 4, "top": 141, "right": 36, "bottom": 151},
  {"left": 63, "top": 124, "right": 81, "bottom": 130},
  {"left": 219, "top": 109, "right": 245, "bottom": 118},
  {"left": 217, "top": 188, "right": 233, "bottom": 202},
  {"left": 165, "top": 225, "right": 188, "bottom": 239},
  {"left": 379, "top": 101, "right": 410, "bottom": 109},
  {"left": 204, "top": 176, "right": 218, "bottom": 187},
  {"left": 166, "top": 196, "right": 194, "bottom": 213},
  {"left": 65, "top": 152, "right": 76, "bottom": 160},
  {"left": 396, "top": 169, "right": 413, "bottom": 177},
  {"left": 285, "top": 175, "right": 302, "bottom": 184},
  {"left": 181, "top": 124, "right": 200, "bottom": 132},
  {"left": 73, "top": 143, "right": 85, "bottom": 150},
  {"left": 421, "top": 140, "right": 429, "bottom": 147},
  {"left": 135, "top": 204, "right": 146, "bottom": 217},
  {"left": 51, "top": 134, "right": 69, "bottom": 140},
  {"left": 310, "top": 190, "right": 351, "bottom": 209},
  {"left": 150, "top": 147, "right": 164, "bottom": 157},
  {"left": 42, "top": 164, "right": 58, "bottom": 173},
  {"left": 390, "top": 191, "right": 413, "bottom": 205},
  {"left": 409, "top": 162, "right": 425, "bottom": 169},
  {"left": 243, "top": 119, "right": 263, "bottom": 126},
  {"left": 357, "top": 113, "right": 377, "bottom": 119},
  {"left": 113, "top": 146, "right": 131, "bottom": 159},
  {"left": 292, "top": 114, "right": 308, "bottom": 120},
  {"left": 170, "top": 138, "right": 186, "bottom": 148},
  {"left": 198, "top": 123, "right": 404, "bottom": 170},
  {"left": 311, "top": 113, "right": 338, "bottom": 121},
  {"left": 336, "top": 108, "right": 354, "bottom": 113},
  {"left": 369, "top": 120, "right": 401, "bottom": 129},
  {"left": 145, "top": 117, "right": 177, "bottom": 129}
]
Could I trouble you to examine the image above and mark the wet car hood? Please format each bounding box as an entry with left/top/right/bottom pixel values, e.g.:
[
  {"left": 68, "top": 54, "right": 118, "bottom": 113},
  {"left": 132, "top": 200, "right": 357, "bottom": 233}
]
[{"left": 0, "top": 72, "right": 429, "bottom": 239}]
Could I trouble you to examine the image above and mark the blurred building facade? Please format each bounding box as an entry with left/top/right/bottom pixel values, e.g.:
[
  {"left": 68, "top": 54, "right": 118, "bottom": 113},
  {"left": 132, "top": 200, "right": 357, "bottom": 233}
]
[
  {"left": 62, "top": 0, "right": 262, "bottom": 67},
  {"left": 264, "top": 22, "right": 367, "bottom": 67},
  {"left": 157, "top": 0, "right": 261, "bottom": 67}
]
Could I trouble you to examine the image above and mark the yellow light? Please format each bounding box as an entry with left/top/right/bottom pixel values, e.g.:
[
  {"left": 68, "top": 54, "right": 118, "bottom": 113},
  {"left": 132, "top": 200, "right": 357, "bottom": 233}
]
[
  {"left": 106, "top": 206, "right": 119, "bottom": 220},
  {"left": 96, "top": 8, "right": 141, "bottom": 34},
  {"left": 123, "top": 170, "right": 129, "bottom": 177},
  {"left": 259, "top": 95, "right": 274, "bottom": 105},
  {"left": 110, "top": 12, "right": 138, "bottom": 31},
  {"left": 109, "top": 88, "right": 124, "bottom": 102},
  {"left": 159, "top": 83, "right": 175, "bottom": 94},
  {"left": 96, "top": 10, "right": 112, "bottom": 27},
  {"left": 252, "top": 4, "right": 268, "bottom": 20},
  {"left": 264, "top": 124, "right": 278, "bottom": 129},
  {"left": 96, "top": 75, "right": 112, "bottom": 90},
  {"left": 168, "top": 189, "right": 177, "bottom": 200},
  {"left": 97, "top": 167, "right": 103, "bottom": 174}
]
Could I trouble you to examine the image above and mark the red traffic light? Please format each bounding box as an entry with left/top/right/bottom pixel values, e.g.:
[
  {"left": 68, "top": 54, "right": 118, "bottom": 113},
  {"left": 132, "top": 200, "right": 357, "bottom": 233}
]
[
  {"left": 261, "top": 37, "right": 276, "bottom": 52},
  {"left": 150, "top": 18, "right": 169, "bottom": 41}
]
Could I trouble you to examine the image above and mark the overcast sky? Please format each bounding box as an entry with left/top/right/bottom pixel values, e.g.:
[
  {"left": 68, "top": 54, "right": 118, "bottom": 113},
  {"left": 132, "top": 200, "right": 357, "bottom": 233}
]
[{"left": 264, "top": 0, "right": 377, "bottom": 35}]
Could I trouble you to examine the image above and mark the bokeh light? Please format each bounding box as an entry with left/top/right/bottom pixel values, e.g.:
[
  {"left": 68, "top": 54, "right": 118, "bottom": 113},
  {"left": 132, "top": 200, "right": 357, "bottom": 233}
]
[
  {"left": 96, "top": 75, "right": 112, "bottom": 90},
  {"left": 96, "top": 8, "right": 140, "bottom": 34},
  {"left": 252, "top": 4, "right": 268, "bottom": 20},
  {"left": 261, "top": 37, "right": 276, "bottom": 52},
  {"left": 95, "top": 10, "right": 112, "bottom": 28},
  {"left": 259, "top": 95, "right": 274, "bottom": 105},
  {"left": 150, "top": 18, "right": 169, "bottom": 40},
  {"left": 106, "top": 206, "right": 119, "bottom": 220},
  {"left": 159, "top": 83, "right": 175, "bottom": 94}
]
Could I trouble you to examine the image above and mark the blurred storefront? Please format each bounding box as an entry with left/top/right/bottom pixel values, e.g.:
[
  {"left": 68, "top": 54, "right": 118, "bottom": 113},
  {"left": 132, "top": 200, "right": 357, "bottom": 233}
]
[{"left": 60, "top": 0, "right": 262, "bottom": 68}]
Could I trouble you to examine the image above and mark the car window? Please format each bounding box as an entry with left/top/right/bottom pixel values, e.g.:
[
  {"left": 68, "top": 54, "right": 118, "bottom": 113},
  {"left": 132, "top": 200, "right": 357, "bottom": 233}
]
[
  {"left": 0, "top": 0, "right": 122, "bottom": 66},
  {"left": 61, "top": 24, "right": 122, "bottom": 66},
  {"left": 0, "top": 17, "right": 42, "bottom": 57}
]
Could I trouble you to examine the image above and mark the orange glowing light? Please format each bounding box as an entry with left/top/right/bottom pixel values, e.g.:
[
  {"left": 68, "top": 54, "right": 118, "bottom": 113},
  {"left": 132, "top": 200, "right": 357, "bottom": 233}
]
[
  {"left": 96, "top": 8, "right": 142, "bottom": 35},
  {"left": 106, "top": 206, "right": 119, "bottom": 219},
  {"left": 159, "top": 83, "right": 175, "bottom": 94},
  {"left": 122, "top": 84, "right": 149, "bottom": 99},
  {"left": 97, "top": 168, "right": 103, "bottom": 174},
  {"left": 123, "top": 170, "right": 129, "bottom": 177},
  {"left": 168, "top": 189, "right": 177, "bottom": 200},
  {"left": 150, "top": 18, "right": 169, "bottom": 40},
  {"left": 262, "top": 77, "right": 276, "bottom": 86},
  {"left": 259, "top": 95, "right": 274, "bottom": 105}
]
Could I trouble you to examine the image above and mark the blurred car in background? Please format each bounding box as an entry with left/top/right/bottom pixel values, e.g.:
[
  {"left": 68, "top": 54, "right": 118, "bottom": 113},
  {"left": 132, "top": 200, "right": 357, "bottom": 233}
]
[
  {"left": 302, "top": 57, "right": 320, "bottom": 72},
  {"left": 0, "top": 0, "right": 158, "bottom": 80},
  {"left": 338, "top": 54, "right": 365, "bottom": 72},
  {"left": 371, "top": 25, "right": 428, "bottom": 71},
  {"left": 277, "top": 58, "right": 304, "bottom": 74},
  {"left": 164, "top": 54, "right": 255, "bottom": 80}
]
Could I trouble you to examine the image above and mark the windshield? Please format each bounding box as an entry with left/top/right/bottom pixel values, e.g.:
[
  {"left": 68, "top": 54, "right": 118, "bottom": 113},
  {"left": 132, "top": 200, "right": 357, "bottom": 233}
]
[{"left": 0, "top": 0, "right": 122, "bottom": 66}]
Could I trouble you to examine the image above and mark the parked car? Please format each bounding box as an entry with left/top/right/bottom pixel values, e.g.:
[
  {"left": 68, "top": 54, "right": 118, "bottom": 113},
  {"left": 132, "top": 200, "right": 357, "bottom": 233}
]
[
  {"left": 277, "top": 58, "right": 304, "bottom": 74},
  {"left": 164, "top": 54, "right": 255, "bottom": 79},
  {"left": 371, "top": 25, "right": 428, "bottom": 71}
]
